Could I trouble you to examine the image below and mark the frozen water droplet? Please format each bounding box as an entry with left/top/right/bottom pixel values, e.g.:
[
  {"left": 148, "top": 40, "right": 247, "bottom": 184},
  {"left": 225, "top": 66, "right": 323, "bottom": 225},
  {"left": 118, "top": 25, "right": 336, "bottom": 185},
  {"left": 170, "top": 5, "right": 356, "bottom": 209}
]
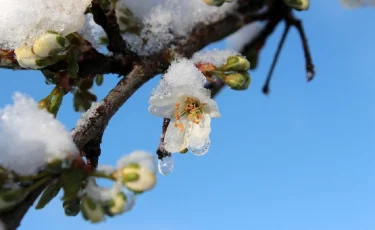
[
  {"left": 158, "top": 156, "right": 174, "bottom": 176},
  {"left": 189, "top": 139, "right": 210, "bottom": 156}
]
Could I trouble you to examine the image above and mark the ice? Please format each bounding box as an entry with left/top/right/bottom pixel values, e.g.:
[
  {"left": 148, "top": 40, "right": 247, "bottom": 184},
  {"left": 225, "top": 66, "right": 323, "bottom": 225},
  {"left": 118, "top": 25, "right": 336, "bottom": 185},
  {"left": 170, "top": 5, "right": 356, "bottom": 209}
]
[
  {"left": 118, "top": 0, "right": 238, "bottom": 53},
  {"left": 192, "top": 49, "right": 241, "bottom": 66},
  {"left": 189, "top": 138, "right": 210, "bottom": 156},
  {"left": 79, "top": 14, "right": 104, "bottom": 48},
  {"left": 71, "top": 101, "right": 103, "bottom": 139},
  {"left": 150, "top": 59, "right": 207, "bottom": 98},
  {"left": 0, "top": 0, "right": 91, "bottom": 49},
  {"left": 158, "top": 155, "right": 174, "bottom": 175},
  {"left": 0, "top": 93, "right": 78, "bottom": 175}
]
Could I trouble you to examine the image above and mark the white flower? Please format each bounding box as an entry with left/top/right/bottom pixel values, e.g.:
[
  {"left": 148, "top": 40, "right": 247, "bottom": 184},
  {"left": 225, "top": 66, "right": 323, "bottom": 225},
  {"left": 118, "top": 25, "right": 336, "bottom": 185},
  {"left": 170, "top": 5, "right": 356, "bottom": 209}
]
[
  {"left": 116, "top": 151, "right": 157, "bottom": 192},
  {"left": 148, "top": 59, "right": 220, "bottom": 155},
  {"left": 150, "top": 86, "right": 219, "bottom": 154}
]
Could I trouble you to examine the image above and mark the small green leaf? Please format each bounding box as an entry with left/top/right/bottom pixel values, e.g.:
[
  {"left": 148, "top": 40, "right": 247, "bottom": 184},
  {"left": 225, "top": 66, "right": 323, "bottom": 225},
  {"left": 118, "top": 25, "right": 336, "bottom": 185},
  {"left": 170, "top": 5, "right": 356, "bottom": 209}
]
[
  {"left": 48, "top": 87, "right": 64, "bottom": 117},
  {"left": 60, "top": 169, "right": 87, "bottom": 200},
  {"left": 68, "top": 50, "right": 79, "bottom": 78},
  {"left": 35, "top": 180, "right": 61, "bottom": 210},
  {"left": 56, "top": 36, "right": 66, "bottom": 48}
]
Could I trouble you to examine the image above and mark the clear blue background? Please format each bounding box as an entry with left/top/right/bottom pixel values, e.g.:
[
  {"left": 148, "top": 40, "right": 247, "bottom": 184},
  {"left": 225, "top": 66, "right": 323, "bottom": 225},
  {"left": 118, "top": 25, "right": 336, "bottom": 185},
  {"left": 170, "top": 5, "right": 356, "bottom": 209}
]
[{"left": 1, "top": 1, "right": 374, "bottom": 229}]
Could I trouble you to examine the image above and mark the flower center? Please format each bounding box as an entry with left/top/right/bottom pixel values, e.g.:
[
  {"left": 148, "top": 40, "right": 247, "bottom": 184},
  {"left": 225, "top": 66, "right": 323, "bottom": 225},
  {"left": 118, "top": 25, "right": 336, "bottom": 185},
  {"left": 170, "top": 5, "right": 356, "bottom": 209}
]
[{"left": 173, "top": 97, "right": 206, "bottom": 132}]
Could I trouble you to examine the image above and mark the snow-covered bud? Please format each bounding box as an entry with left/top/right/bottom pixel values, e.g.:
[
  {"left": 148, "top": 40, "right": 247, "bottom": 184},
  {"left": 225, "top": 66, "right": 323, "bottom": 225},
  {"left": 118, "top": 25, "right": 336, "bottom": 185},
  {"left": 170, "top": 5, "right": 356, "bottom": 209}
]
[
  {"left": 117, "top": 151, "right": 156, "bottom": 192},
  {"left": 14, "top": 45, "right": 45, "bottom": 69},
  {"left": 105, "top": 192, "right": 127, "bottom": 216},
  {"left": 220, "top": 56, "right": 250, "bottom": 72},
  {"left": 224, "top": 72, "right": 251, "bottom": 90},
  {"left": 283, "top": 0, "right": 310, "bottom": 11},
  {"left": 81, "top": 196, "right": 105, "bottom": 223},
  {"left": 120, "top": 164, "right": 156, "bottom": 192},
  {"left": 202, "top": 0, "right": 234, "bottom": 6},
  {"left": 0, "top": 187, "right": 27, "bottom": 211},
  {"left": 32, "top": 31, "right": 69, "bottom": 57}
]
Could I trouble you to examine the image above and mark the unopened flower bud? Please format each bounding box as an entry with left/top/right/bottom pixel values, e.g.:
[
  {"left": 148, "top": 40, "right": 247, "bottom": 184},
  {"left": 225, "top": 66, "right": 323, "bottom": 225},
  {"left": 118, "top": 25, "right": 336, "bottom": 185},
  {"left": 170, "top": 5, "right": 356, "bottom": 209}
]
[
  {"left": 220, "top": 56, "right": 250, "bottom": 72},
  {"left": 38, "top": 98, "right": 51, "bottom": 110},
  {"left": 283, "top": 0, "right": 310, "bottom": 11},
  {"left": 120, "top": 164, "right": 156, "bottom": 192},
  {"left": 32, "top": 31, "right": 69, "bottom": 57},
  {"left": 105, "top": 192, "right": 127, "bottom": 216},
  {"left": 81, "top": 196, "right": 105, "bottom": 223},
  {"left": 224, "top": 72, "right": 251, "bottom": 90},
  {"left": 14, "top": 45, "right": 45, "bottom": 69},
  {"left": 203, "top": 0, "right": 234, "bottom": 6}
]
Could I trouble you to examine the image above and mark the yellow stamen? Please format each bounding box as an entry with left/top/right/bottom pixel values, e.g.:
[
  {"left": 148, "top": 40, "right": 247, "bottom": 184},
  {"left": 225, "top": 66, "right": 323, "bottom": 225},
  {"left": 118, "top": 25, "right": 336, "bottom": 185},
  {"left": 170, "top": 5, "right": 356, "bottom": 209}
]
[{"left": 173, "top": 97, "right": 206, "bottom": 126}]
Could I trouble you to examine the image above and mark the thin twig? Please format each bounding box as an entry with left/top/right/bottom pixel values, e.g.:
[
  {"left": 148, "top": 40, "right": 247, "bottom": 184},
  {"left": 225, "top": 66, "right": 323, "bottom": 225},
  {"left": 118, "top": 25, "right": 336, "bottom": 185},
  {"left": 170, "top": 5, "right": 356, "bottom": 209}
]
[
  {"left": 263, "top": 23, "right": 290, "bottom": 94},
  {"left": 156, "top": 118, "right": 171, "bottom": 160},
  {"left": 90, "top": 0, "right": 134, "bottom": 55},
  {"left": 288, "top": 16, "right": 315, "bottom": 81}
]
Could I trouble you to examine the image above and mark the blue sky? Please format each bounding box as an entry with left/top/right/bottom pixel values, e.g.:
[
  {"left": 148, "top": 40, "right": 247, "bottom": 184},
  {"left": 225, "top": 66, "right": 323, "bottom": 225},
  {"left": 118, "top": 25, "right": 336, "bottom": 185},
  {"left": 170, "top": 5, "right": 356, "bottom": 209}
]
[{"left": 1, "top": 1, "right": 374, "bottom": 230}]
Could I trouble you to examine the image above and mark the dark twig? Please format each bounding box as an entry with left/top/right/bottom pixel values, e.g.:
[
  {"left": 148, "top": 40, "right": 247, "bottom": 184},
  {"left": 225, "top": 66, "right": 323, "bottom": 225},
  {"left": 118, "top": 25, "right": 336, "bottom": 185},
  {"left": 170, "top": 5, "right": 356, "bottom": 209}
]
[
  {"left": 262, "top": 23, "right": 290, "bottom": 94},
  {"left": 90, "top": 0, "right": 133, "bottom": 55},
  {"left": 288, "top": 16, "right": 315, "bottom": 81},
  {"left": 156, "top": 118, "right": 171, "bottom": 160}
]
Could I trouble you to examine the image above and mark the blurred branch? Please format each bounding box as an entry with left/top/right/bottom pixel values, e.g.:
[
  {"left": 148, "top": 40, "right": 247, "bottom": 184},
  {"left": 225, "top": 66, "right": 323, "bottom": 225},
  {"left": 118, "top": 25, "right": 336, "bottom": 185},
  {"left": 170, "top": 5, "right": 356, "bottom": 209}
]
[
  {"left": 90, "top": 0, "right": 134, "bottom": 55},
  {"left": 288, "top": 16, "right": 315, "bottom": 81},
  {"left": 262, "top": 23, "right": 290, "bottom": 94}
]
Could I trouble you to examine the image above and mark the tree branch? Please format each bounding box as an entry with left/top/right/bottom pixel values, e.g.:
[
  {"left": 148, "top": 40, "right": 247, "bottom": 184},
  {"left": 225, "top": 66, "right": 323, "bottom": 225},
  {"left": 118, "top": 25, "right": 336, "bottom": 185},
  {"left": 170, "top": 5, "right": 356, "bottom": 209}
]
[
  {"left": 0, "top": 2, "right": 277, "bottom": 229},
  {"left": 262, "top": 23, "right": 290, "bottom": 94},
  {"left": 288, "top": 16, "right": 315, "bottom": 81},
  {"left": 90, "top": 0, "right": 133, "bottom": 55}
]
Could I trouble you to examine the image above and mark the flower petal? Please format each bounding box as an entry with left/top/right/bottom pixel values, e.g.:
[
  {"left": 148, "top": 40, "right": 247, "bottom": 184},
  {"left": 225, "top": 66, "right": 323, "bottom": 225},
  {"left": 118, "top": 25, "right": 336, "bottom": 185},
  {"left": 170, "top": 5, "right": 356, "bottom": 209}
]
[
  {"left": 148, "top": 104, "right": 175, "bottom": 118},
  {"left": 148, "top": 90, "right": 182, "bottom": 118},
  {"left": 204, "top": 98, "right": 220, "bottom": 118},
  {"left": 187, "top": 114, "right": 211, "bottom": 149},
  {"left": 164, "top": 117, "right": 191, "bottom": 153}
]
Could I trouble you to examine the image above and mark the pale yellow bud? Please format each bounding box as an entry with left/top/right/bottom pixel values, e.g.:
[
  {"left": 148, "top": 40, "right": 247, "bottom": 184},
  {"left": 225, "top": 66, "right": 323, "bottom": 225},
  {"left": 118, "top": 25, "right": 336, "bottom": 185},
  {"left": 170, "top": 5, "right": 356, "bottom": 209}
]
[
  {"left": 32, "top": 31, "right": 68, "bottom": 58},
  {"left": 284, "top": 0, "right": 310, "bottom": 11},
  {"left": 121, "top": 165, "right": 156, "bottom": 192},
  {"left": 14, "top": 45, "right": 44, "bottom": 69},
  {"left": 106, "top": 192, "right": 127, "bottom": 216},
  {"left": 81, "top": 196, "right": 105, "bottom": 223}
]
